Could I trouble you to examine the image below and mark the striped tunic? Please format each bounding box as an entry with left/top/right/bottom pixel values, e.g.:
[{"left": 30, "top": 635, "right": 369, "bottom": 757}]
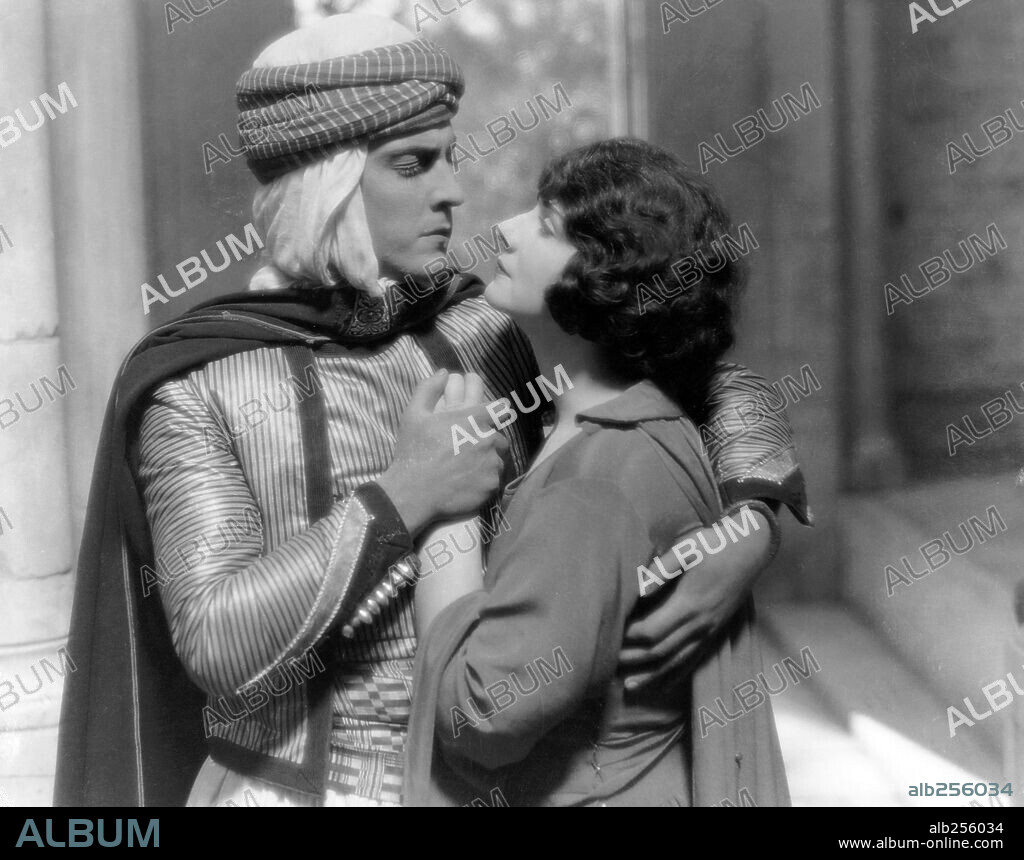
[{"left": 134, "top": 296, "right": 540, "bottom": 804}]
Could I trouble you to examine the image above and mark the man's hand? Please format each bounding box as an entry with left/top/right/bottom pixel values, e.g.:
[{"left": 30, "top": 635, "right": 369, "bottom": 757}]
[
  {"left": 620, "top": 511, "right": 774, "bottom": 691},
  {"left": 378, "top": 370, "right": 507, "bottom": 537}
]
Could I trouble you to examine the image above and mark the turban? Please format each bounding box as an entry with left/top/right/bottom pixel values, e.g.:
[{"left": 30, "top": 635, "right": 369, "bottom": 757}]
[
  {"left": 237, "top": 37, "right": 465, "bottom": 183},
  {"left": 240, "top": 13, "right": 465, "bottom": 297}
]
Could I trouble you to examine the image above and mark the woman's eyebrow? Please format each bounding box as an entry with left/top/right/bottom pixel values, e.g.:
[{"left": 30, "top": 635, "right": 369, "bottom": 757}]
[
  {"left": 539, "top": 198, "right": 563, "bottom": 216},
  {"left": 539, "top": 201, "right": 565, "bottom": 230}
]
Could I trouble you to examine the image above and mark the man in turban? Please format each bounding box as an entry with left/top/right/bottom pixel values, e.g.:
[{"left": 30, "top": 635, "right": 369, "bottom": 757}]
[{"left": 54, "top": 13, "right": 809, "bottom": 807}]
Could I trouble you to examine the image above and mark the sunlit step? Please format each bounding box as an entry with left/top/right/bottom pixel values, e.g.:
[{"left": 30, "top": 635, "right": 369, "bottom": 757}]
[{"left": 761, "top": 603, "right": 1009, "bottom": 808}]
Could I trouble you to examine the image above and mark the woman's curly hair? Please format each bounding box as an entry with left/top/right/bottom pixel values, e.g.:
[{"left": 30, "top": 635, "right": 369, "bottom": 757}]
[{"left": 539, "top": 137, "right": 745, "bottom": 424}]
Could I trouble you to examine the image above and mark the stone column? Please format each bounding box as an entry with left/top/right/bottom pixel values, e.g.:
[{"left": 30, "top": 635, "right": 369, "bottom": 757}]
[
  {"left": 0, "top": 0, "right": 76, "bottom": 807},
  {"left": 0, "top": 0, "right": 150, "bottom": 806},
  {"left": 836, "top": 0, "right": 905, "bottom": 489},
  {"left": 47, "top": 0, "right": 149, "bottom": 541}
]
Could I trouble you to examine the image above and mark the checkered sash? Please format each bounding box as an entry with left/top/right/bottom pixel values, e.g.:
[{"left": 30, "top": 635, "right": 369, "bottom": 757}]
[{"left": 237, "top": 38, "right": 464, "bottom": 182}]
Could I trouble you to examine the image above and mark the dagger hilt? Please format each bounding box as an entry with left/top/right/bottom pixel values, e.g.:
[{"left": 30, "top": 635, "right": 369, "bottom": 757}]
[{"left": 340, "top": 553, "right": 422, "bottom": 639}]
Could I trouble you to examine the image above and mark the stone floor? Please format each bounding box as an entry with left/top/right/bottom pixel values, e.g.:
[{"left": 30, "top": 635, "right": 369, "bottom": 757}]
[
  {"left": 1, "top": 601, "right": 1017, "bottom": 808},
  {"left": 764, "top": 603, "right": 1016, "bottom": 808},
  {"left": 772, "top": 670, "right": 907, "bottom": 806}
]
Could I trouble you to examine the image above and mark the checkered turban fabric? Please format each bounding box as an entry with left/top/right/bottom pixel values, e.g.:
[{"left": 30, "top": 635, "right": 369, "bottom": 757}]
[{"left": 236, "top": 38, "right": 464, "bottom": 183}]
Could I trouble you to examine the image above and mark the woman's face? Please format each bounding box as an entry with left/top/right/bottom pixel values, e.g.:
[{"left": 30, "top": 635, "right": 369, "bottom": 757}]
[{"left": 484, "top": 201, "right": 576, "bottom": 320}]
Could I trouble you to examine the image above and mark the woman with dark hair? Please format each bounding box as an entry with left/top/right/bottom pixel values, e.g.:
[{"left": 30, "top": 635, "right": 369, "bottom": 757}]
[{"left": 403, "top": 138, "right": 798, "bottom": 807}]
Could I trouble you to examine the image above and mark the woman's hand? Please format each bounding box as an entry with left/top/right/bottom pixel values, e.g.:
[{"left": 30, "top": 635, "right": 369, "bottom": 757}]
[
  {"left": 414, "top": 372, "right": 489, "bottom": 637},
  {"left": 435, "top": 371, "right": 485, "bottom": 414}
]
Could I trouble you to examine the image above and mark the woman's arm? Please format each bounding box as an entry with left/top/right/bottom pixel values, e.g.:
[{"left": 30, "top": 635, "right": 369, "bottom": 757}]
[
  {"left": 413, "top": 371, "right": 488, "bottom": 637},
  {"left": 427, "top": 476, "right": 672, "bottom": 771},
  {"left": 414, "top": 516, "right": 483, "bottom": 638}
]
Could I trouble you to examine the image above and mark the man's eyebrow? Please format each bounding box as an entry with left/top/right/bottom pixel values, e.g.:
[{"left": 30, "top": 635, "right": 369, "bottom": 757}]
[{"left": 385, "top": 145, "right": 442, "bottom": 159}]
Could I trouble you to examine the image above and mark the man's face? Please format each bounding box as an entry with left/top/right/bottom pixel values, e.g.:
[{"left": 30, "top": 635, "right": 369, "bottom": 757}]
[{"left": 361, "top": 123, "right": 464, "bottom": 283}]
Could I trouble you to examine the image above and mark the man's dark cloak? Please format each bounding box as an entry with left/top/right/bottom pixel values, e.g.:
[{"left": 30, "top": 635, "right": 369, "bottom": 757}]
[{"left": 53, "top": 277, "right": 481, "bottom": 807}]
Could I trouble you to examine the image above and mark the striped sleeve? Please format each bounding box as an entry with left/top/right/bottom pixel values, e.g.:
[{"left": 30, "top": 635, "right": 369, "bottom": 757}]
[
  {"left": 134, "top": 376, "right": 412, "bottom": 698},
  {"left": 703, "top": 363, "right": 813, "bottom": 526}
]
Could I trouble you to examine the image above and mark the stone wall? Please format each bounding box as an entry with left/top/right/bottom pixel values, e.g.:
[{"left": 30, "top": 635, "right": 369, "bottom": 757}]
[{"left": 881, "top": 0, "right": 1024, "bottom": 480}]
